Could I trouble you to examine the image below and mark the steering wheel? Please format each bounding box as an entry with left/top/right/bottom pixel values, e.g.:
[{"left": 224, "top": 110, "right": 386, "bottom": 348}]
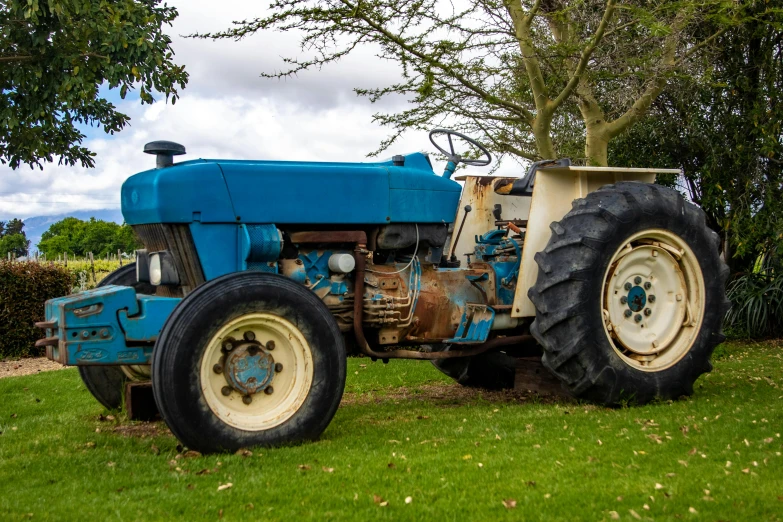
[{"left": 428, "top": 129, "right": 492, "bottom": 167}]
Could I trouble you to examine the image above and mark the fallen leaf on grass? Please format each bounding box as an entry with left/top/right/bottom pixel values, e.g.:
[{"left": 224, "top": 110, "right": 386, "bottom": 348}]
[
  {"left": 502, "top": 499, "right": 517, "bottom": 509},
  {"left": 373, "top": 495, "right": 387, "bottom": 506},
  {"left": 182, "top": 450, "right": 202, "bottom": 458},
  {"left": 107, "top": 462, "right": 116, "bottom": 467},
  {"left": 742, "top": 468, "right": 750, "bottom": 474},
  {"left": 688, "top": 448, "right": 698, "bottom": 455},
  {"left": 388, "top": 462, "right": 396, "bottom": 469},
  {"left": 462, "top": 455, "right": 472, "bottom": 460},
  {"left": 85, "top": 442, "right": 96, "bottom": 448},
  {"left": 235, "top": 449, "right": 253, "bottom": 457},
  {"left": 217, "top": 483, "right": 232, "bottom": 491},
  {"left": 655, "top": 483, "right": 663, "bottom": 490},
  {"left": 629, "top": 509, "right": 641, "bottom": 519},
  {"left": 689, "top": 507, "right": 698, "bottom": 514},
  {"left": 678, "top": 460, "right": 688, "bottom": 467},
  {"left": 298, "top": 464, "right": 311, "bottom": 471},
  {"left": 388, "top": 440, "right": 401, "bottom": 444},
  {"left": 322, "top": 467, "right": 334, "bottom": 473},
  {"left": 405, "top": 496, "right": 413, "bottom": 504},
  {"left": 609, "top": 511, "right": 619, "bottom": 520},
  {"left": 643, "top": 504, "right": 650, "bottom": 510}
]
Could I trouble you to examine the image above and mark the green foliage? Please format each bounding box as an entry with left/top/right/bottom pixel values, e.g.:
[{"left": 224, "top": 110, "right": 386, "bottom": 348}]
[
  {"left": 0, "top": 0, "right": 188, "bottom": 170},
  {"left": 0, "top": 218, "right": 28, "bottom": 258},
  {"left": 609, "top": 6, "right": 783, "bottom": 271},
  {"left": 38, "top": 217, "right": 140, "bottom": 257},
  {"left": 0, "top": 234, "right": 29, "bottom": 259},
  {"left": 0, "top": 261, "right": 73, "bottom": 358},
  {"left": 199, "top": 0, "right": 745, "bottom": 165},
  {"left": 725, "top": 250, "right": 783, "bottom": 338}
]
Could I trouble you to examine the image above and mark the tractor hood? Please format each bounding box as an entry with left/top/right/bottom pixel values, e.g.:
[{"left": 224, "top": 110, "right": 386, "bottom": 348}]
[{"left": 121, "top": 153, "right": 462, "bottom": 225}]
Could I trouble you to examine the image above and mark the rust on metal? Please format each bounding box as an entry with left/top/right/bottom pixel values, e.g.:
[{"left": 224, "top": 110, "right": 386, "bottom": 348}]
[
  {"left": 34, "top": 321, "right": 56, "bottom": 330},
  {"left": 290, "top": 231, "right": 368, "bottom": 244},
  {"left": 35, "top": 336, "right": 59, "bottom": 348}
]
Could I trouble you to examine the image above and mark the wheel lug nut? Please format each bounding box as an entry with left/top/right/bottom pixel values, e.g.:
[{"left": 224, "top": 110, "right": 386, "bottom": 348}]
[
  {"left": 620, "top": 296, "right": 627, "bottom": 304},
  {"left": 644, "top": 282, "right": 652, "bottom": 290},
  {"left": 242, "top": 395, "right": 253, "bottom": 405},
  {"left": 275, "top": 362, "right": 283, "bottom": 373},
  {"left": 221, "top": 386, "right": 232, "bottom": 396},
  {"left": 624, "top": 310, "right": 632, "bottom": 318},
  {"left": 264, "top": 386, "right": 274, "bottom": 395},
  {"left": 266, "top": 340, "right": 275, "bottom": 351},
  {"left": 634, "top": 276, "right": 642, "bottom": 285},
  {"left": 624, "top": 282, "right": 632, "bottom": 291},
  {"left": 222, "top": 338, "right": 234, "bottom": 351},
  {"left": 648, "top": 295, "right": 656, "bottom": 303},
  {"left": 243, "top": 331, "right": 256, "bottom": 342},
  {"left": 213, "top": 363, "right": 223, "bottom": 374},
  {"left": 634, "top": 314, "right": 642, "bottom": 323},
  {"left": 644, "top": 308, "right": 652, "bottom": 316}
]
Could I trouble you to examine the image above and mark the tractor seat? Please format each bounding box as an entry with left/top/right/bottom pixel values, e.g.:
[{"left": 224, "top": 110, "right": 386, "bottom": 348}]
[{"left": 494, "top": 158, "right": 571, "bottom": 197}]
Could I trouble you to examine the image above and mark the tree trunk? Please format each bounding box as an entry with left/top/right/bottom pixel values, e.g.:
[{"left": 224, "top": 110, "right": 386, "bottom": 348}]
[
  {"left": 533, "top": 116, "right": 556, "bottom": 160},
  {"left": 585, "top": 126, "right": 610, "bottom": 166}
]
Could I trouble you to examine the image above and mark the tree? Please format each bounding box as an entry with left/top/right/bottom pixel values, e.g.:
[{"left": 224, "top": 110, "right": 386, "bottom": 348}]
[
  {"left": 0, "top": 217, "right": 29, "bottom": 258},
  {"left": 609, "top": 4, "right": 783, "bottom": 272},
  {"left": 37, "top": 216, "right": 141, "bottom": 257},
  {"left": 0, "top": 0, "right": 188, "bottom": 170},
  {"left": 201, "top": 0, "right": 744, "bottom": 166}
]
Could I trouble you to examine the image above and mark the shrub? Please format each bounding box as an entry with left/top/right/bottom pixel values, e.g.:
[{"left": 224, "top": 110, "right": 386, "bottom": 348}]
[
  {"left": 0, "top": 261, "right": 73, "bottom": 359},
  {"left": 724, "top": 251, "right": 783, "bottom": 339}
]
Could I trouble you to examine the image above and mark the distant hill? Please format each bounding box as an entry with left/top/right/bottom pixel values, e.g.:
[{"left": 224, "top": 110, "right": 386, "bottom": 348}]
[{"left": 23, "top": 208, "right": 124, "bottom": 253}]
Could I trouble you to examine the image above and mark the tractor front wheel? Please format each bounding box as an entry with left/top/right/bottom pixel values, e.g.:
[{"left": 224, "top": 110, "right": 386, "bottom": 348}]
[
  {"left": 528, "top": 182, "right": 730, "bottom": 405},
  {"left": 152, "top": 272, "right": 346, "bottom": 453}
]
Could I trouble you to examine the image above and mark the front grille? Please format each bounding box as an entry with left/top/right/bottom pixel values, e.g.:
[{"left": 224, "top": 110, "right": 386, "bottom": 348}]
[{"left": 133, "top": 224, "right": 206, "bottom": 297}]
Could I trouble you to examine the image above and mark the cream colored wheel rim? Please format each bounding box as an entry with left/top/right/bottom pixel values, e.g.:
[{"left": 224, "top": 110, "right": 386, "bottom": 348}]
[
  {"left": 601, "top": 229, "right": 705, "bottom": 371},
  {"left": 200, "top": 313, "right": 314, "bottom": 430}
]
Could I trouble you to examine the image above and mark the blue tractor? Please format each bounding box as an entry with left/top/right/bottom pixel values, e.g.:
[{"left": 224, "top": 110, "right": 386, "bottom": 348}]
[{"left": 37, "top": 130, "right": 729, "bottom": 452}]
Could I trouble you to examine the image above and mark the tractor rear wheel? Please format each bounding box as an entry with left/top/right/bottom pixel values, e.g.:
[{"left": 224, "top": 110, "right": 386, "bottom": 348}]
[
  {"left": 78, "top": 263, "right": 155, "bottom": 410},
  {"left": 152, "top": 272, "right": 346, "bottom": 453},
  {"left": 528, "top": 182, "right": 730, "bottom": 405}
]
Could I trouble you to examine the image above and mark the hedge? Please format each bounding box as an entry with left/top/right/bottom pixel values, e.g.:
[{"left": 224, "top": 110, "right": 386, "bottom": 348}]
[{"left": 0, "top": 261, "right": 74, "bottom": 359}]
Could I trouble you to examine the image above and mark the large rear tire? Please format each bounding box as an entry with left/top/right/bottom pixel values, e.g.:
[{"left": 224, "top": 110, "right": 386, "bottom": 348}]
[
  {"left": 78, "top": 263, "right": 154, "bottom": 410},
  {"left": 152, "top": 272, "right": 346, "bottom": 453},
  {"left": 528, "top": 182, "right": 730, "bottom": 405}
]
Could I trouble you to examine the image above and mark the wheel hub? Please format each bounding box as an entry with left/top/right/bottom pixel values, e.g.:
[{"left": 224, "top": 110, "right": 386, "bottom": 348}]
[
  {"left": 224, "top": 343, "right": 275, "bottom": 396},
  {"left": 626, "top": 285, "right": 647, "bottom": 312}
]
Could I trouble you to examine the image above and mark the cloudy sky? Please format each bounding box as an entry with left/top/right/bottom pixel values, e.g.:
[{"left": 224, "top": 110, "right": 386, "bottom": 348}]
[{"left": 0, "top": 0, "right": 508, "bottom": 221}]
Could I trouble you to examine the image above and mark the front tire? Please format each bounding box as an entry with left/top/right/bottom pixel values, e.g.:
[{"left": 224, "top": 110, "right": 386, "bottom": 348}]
[
  {"left": 152, "top": 272, "right": 346, "bottom": 453},
  {"left": 528, "top": 182, "right": 730, "bottom": 405}
]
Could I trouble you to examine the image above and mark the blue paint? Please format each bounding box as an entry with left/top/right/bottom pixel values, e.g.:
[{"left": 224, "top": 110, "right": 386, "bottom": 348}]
[
  {"left": 42, "top": 286, "right": 180, "bottom": 365},
  {"left": 627, "top": 286, "right": 647, "bottom": 312},
  {"left": 446, "top": 305, "right": 496, "bottom": 343},
  {"left": 225, "top": 350, "right": 275, "bottom": 395},
  {"left": 121, "top": 153, "right": 461, "bottom": 226}
]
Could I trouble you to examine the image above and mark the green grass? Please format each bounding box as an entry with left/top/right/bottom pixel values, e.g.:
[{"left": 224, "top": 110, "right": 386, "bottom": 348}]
[{"left": 1, "top": 342, "right": 782, "bottom": 521}]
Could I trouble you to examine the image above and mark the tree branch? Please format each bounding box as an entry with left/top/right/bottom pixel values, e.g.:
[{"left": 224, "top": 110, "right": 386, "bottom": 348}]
[
  {"left": 550, "top": 0, "right": 616, "bottom": 111},
  {"left": 506, "top": 0, "right": 549, "bottom": 111},
  {"left": 339, "top": 0, "right": 535, "bottom": 123}
]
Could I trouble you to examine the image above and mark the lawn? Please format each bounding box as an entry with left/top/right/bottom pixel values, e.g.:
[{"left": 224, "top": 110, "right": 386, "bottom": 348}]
[{"left": 1, "top": 341, "right": 781, "bottom": 521}]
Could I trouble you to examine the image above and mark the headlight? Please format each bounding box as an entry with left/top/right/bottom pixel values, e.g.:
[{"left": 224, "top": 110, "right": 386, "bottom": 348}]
[
  {"left": 148, "top": 251, "right": 179, "bottom": 286},
  {"left": 136, "top": 250, "right": 150, "bottom": 283}
]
